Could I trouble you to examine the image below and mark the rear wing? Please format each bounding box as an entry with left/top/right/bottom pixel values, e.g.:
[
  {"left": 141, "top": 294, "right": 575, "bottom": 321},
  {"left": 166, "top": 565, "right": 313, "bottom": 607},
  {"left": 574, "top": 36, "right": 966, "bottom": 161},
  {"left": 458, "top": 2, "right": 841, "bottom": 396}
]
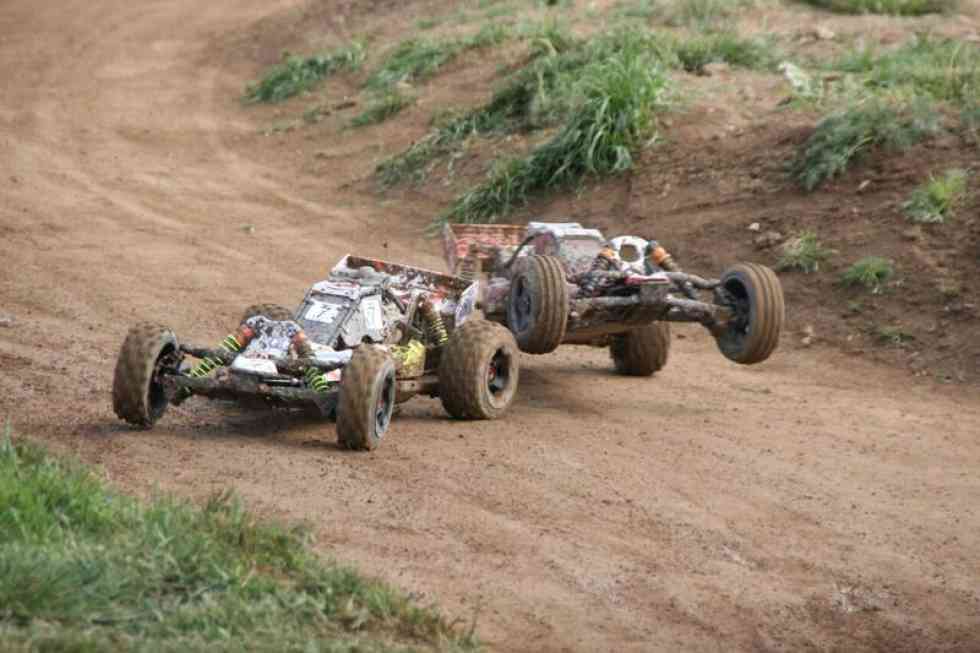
[
  {"left": 341, "top": 254, "right": 470, "bottom": 299},
  {"left": 442, "top": 223, "right": 527, "bottom": 275}
]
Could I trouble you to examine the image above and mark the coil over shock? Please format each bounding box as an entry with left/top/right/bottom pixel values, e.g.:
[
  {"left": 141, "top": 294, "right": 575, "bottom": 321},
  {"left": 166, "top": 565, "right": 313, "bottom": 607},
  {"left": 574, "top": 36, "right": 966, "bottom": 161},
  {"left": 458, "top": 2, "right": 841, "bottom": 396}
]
[
  {"left": 176, "top": 330, "right": 251, "bottom": 402},
  {"left": 305, "top": 366, "right": 332, "bottom": 393},
  {"left": 419, "top": 299, "right": 448, "bottom": 347}
]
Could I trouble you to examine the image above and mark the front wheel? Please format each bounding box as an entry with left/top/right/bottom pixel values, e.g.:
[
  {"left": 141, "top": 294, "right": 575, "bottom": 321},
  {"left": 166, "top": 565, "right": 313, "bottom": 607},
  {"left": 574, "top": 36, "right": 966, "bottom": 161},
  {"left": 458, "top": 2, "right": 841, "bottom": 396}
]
[
  {"left": 507, "top": 255, "right": 569, "bottom": 354},
  {"left": 714, "top": 263, "right": 784, "bottom": 365},
  {"left": 112, "top": 323, "right": 179, "bottom": 428},
  {"left": 439, "top": 320, "right": 519, "bottom": 420},
  {"left": 336, "top": 346, "right": 396, "bottom": 451}
]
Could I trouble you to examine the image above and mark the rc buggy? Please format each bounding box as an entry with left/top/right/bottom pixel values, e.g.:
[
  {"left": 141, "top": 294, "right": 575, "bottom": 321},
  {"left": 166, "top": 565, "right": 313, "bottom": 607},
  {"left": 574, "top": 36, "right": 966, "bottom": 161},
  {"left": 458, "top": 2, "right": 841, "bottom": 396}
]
[
  {"left": 112, "top": 255, "right": 519, "bottom": 450},
  {"left": 444, "top": 222, "right": 785, "bottom": 373}
]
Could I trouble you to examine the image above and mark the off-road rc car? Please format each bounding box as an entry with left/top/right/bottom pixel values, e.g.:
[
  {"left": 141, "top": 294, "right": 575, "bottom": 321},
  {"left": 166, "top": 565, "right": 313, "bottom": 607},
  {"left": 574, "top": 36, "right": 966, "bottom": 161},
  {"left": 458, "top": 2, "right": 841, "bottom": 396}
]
[
  {"left": 112, "top": 255, "right": 519, "bottom": 450},
  {"left": 443, "top": 222, "right": 784, "bottom": 373}
]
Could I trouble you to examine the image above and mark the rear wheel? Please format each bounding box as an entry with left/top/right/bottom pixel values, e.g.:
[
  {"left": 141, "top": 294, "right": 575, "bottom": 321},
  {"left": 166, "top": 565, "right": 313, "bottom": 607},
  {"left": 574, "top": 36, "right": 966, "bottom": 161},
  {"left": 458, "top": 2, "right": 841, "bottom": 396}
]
[
  {"left": 610, "top": 322, "right": 671, "bottom": 376},
  {"left": 336, "top": 346, "right": 396, "bottom": 451},
  {"left": 439, "top": 320, "right": 519, "bottom": 420},
  {"left": 715, "top": 263, "right": 784, "bottom": 365},
  {"left": 240, "top": 303, "right": 293, "bottom": 323},
  {"left": 112, "top": 323, "right": 179, "bottom": 428},
  {"left": 506, "top": 255, "right": 568, "bottom": 354}
]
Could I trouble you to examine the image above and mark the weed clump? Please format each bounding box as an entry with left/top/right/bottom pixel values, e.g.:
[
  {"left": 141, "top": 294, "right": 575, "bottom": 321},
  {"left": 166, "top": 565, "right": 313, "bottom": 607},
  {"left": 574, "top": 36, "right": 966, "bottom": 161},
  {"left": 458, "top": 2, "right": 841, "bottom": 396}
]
[
  {"left": 350, "top": 90, "right": 416, "bottom": 127},
  {"left": 841, "top": 256, "right": 894, "bottom": 293},
  {"left": 796, "top": 0, "right": 955, "bottom": 15},
  {"left": 444, "top": 41, "right": 670, "bottom": 222},
  {"left": 368, "top": 24, "right": 513, "bottom": 91},
  {"left": 904, "top": 169, "right": 968, "bottom": 223},
  {"left": 244, "top": 43, "right": 365, "bottom": 103},
  {"left": 777, "top": 232, "right": 833, "bottom": 273},
  {"left": 673, "top": 32, "right": 775, "bottom": 74},
  {"left": 791, "top": 98, "right": 938, "bottom": 191},
  {"left": 835, "top": 36, "right": 980, "bottom": 106}
]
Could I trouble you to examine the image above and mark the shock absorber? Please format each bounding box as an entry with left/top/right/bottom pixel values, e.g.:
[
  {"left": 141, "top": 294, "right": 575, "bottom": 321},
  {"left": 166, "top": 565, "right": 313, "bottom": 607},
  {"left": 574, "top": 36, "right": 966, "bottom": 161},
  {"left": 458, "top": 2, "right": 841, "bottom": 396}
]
[
  {"left": 305, "top": 366, "right": 332, "bottom": 393},
  {"left": 177, "top": 326, "right": 253, "bottom": 401},
  {"left": 187, "top": 330, "right": 248, "bottom": 379},
  {"left": 419, "top": 299, "right": 449, "bottom": 347}
]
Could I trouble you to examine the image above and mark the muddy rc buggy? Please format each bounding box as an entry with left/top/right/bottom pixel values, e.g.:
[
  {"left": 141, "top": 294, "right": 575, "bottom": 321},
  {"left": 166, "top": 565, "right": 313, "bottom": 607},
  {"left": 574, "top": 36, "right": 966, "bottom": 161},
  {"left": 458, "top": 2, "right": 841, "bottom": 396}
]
[
  {"left": 112, "top": 256, "right": 519, "bottom": 450},
  {"left": 443, "top": 222, "right": 784, "bottom": 373}
]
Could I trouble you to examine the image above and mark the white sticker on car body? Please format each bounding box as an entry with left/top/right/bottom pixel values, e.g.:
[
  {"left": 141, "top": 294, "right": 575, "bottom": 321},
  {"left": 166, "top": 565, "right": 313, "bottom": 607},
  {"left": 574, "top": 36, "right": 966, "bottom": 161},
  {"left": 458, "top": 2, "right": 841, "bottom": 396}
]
[
  {"left": 362, "top": 296, "right": 384, "bottom": 331},
  {"left": 305, "top": 301, "right": 342, "bottom": 324}
]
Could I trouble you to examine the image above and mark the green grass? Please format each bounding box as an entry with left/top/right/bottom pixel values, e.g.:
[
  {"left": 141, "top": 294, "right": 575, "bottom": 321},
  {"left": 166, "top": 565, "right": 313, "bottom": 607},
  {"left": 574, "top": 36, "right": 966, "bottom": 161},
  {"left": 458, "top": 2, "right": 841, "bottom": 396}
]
[
  {"left": 244, "top": 44, "right": 365, "bottom": 103},
  {"left": 667, "top": 0, "right": 757, "bottom": 26},
  {"left": 834, "top": 36, "right": 980, "bottom": 106},
  {"left": 874, "top": 324, "right": 914, "bottom": 345},
  {"left": 796, "top": 0, "right": 954, "bottom": 15},
  {"left": 840, "top": 256, "right": 894, "bottom": 293},
  {"left": 776, "top": 231, "right": 833, "bottom": 273},
  {"left": 903, "top": 168, "right": 968, "bottom": 223},
  {"left": 673, "top": 32, "right": 776, "bottom": 74},
  {"left": 367, "top": 25, "right": 513, "bottom": 91},
  {"left": 0, "top": 428, "right": 476, "bottom": 652},
  {"left": 612, "top": 0, "right": 659, "bottom": 19},
  {"left": 444, "top": 37, "right": 670, "bottom": 222},
  {"left": 350, "top": 91, "right": 416, "bottom": 127},
  {"left": 791, "top": 98, "right": 938, "bottom": 191}
]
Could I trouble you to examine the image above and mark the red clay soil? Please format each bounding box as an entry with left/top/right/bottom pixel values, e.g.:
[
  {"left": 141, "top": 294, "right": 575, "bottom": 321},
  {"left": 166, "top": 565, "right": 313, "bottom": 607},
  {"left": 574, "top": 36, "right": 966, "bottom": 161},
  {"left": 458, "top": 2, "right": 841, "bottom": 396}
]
[{"left": 1, "top": 1, "right": 979, "bottom": 651}]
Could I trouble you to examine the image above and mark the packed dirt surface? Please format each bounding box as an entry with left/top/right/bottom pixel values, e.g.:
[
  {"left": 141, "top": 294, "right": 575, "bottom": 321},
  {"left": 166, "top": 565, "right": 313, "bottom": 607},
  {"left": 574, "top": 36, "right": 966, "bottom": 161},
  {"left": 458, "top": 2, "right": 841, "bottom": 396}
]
[{"left": 2, "top": 1, "right": 979, "bottom": 651}]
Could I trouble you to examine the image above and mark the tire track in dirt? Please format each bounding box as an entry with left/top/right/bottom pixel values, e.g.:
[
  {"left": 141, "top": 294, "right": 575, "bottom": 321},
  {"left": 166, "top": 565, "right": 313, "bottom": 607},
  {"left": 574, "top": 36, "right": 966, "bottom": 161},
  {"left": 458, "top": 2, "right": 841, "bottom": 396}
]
[{"left": 2, "top": 1, "right": 980, "bottom": 651}]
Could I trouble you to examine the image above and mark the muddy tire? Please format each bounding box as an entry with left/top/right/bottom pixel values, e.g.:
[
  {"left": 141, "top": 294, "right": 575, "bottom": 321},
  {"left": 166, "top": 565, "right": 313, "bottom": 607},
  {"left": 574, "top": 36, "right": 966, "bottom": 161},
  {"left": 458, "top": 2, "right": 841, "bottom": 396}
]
[
  {"left": 715, "top": 263, "right": 784, "bottom": 365},
  {"left": 610, "top": 322, "right": 671, "bottom": 376},
  {"left": 240, "top": 303, "right": 293, "bottom": 323},
  {"left": 336, "top": 346, "right": 396, "bottom": 451},
  {"left": 439, "top": 319, "right": 519, "bottom": 420},
  {"left": 112, "top": 323, "right": 179, "bottom": 428},
  {"left": 506, "top": 255, "right": 568, "bottom": 354}
]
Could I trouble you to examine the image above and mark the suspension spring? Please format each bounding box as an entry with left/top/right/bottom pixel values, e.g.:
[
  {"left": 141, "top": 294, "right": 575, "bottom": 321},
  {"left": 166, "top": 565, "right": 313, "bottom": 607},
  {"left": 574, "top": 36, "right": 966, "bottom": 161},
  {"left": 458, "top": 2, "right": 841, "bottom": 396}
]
[
  {"left": 186, "top": 333, "right": 242, "bottom": 379},
  {"left": 305, "top": 366, "right": 332, "bottom": 393},
  {"left": 420, "top": 300, "right": 449, "bottom": 347}
]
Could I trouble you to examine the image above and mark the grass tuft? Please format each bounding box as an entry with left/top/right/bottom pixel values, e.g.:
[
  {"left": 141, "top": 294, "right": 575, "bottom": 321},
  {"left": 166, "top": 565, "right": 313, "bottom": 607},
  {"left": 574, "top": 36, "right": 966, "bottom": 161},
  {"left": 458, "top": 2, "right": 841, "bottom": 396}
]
[
  {"left": 0, "top": 427, "right": 477, "bottom": 651},
  {"left": 796, "top": 0, "right": 955, "bottom": 15},
  {"left": 350, "top": 90, "right": 416, "bottom": 127},
  {"left": 673, "top": 32, "right": 775, "bottom": 74},
  {"left": 367, "top": 25, "right": 513, "bottom": 91},
  {"left": 244, "top": 44, "right": 365, "bottom": 103},
  {"left": 791, "top": 98, "right": 938, "bottom": 191},
  {"left": 903, "top": 169, "right": 968, "bottom": 223},
  {"left": 840, "top": 256, "right": 894, "bottom": 293},
  {"left": 777, "top": 232, "right": 834, "bottom": 273},
  {"left": 834, "top": 36, "right": 980, "bottom": 106}
]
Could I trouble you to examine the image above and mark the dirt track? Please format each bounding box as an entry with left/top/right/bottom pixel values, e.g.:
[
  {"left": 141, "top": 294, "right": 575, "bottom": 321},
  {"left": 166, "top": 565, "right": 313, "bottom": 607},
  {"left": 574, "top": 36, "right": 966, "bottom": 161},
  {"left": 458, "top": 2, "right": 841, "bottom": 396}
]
[{"left": 2, "top": 1, "right": 979, "bottom": 651}]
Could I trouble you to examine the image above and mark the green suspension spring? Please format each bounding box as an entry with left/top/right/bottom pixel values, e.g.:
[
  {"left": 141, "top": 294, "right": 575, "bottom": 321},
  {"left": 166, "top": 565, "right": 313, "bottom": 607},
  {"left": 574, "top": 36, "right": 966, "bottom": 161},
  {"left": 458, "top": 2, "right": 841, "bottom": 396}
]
[
  {"left": 421, "top": 302, "right": 449, "bottom": 347},
  {"left": 187, "top": 334, "right": 242, "bottom": 379},
  {"left": 305, "top": 366, "right": 331, "bottom": 393}
]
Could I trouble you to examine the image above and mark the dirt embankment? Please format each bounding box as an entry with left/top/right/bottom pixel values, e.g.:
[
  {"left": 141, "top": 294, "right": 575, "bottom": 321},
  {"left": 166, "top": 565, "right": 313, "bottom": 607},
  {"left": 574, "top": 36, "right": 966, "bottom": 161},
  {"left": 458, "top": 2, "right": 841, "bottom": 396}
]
[{"left": 1, "top": 0, "right": 979, "bottom": 651}]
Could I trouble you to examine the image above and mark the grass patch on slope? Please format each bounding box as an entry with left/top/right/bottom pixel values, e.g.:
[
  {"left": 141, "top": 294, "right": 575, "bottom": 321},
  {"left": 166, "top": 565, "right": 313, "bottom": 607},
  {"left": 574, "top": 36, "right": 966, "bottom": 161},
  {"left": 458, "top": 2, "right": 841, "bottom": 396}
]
[
  {"left": 796, "top": 0, "right": 955, "bottom": 15},
  {"left": 0, "top": 428, "right": 476, "bottom": 652},
  {"left": 367, "top": 24, "right": 513, "bottom": 91},
  {"left": 791, "top": 97, "right": 939, "bottom": 191},
  {"left": 244, "top": 43, "right": 365, "bottom": 103},
  {"left": 443, "top": 35, "right": 670, "bottom": 223},
  {"left": 834, "top": 36, "right": 980, "bottom": 107},
  {"left": 377, "top": 27, "right": 773, "bottom": 187}
]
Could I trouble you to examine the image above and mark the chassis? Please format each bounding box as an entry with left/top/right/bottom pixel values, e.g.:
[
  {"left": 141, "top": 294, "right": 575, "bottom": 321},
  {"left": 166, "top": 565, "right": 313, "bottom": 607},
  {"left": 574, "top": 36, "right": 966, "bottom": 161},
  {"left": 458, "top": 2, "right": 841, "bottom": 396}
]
[
  {"left": 112, "top": 255, "right": 519, "bottom": 450},
  {"left": 443, "top": 222, "right": 785, "bottom": 371}
]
